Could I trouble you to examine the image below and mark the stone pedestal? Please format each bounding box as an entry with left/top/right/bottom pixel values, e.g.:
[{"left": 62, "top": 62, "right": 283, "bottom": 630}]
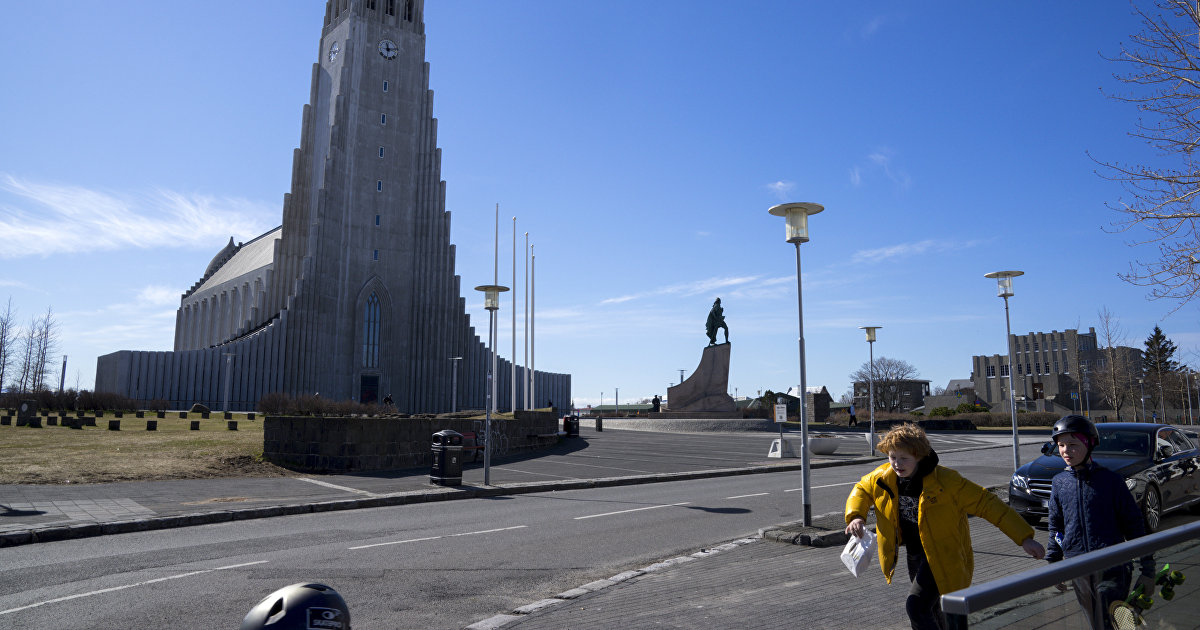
[{"left": 667, "top": 343, "right": 735, "bottom": 413}]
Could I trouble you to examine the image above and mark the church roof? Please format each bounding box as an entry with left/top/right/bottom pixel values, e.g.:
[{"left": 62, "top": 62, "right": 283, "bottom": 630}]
[{"left": 192, "top": 227, "right": 282, "bottom": 295}]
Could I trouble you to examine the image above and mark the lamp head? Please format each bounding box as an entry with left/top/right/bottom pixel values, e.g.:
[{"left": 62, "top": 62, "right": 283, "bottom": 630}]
[
  {"left": 858, "top": 325, "right": 882, "bottom": 343},
  {"left": 474, "top": 284, "right": 510, "bottom": 310},
  {"left": 984, "top": 270, "right": 1023, "bottom": 298},
  {"left": 768, "top": 202, "right": 824, "bottom": 243}
]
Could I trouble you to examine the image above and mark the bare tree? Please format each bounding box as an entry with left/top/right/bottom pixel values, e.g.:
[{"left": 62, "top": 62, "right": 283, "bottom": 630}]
[
  {"left": 1098, "top": 1, "right": 1200, "bottom": 311},
  {"left": 849, "top": 356, "right": 920, "bottom": 412},
  {"left": 13, "top": 307, "right": 59, "bottom": 393},
  {"left": 1096, "top": 307, "right": 1137, "bottom": 418},
  {"left": 0, "top": 298, "right": 15, "bottom": 391}
]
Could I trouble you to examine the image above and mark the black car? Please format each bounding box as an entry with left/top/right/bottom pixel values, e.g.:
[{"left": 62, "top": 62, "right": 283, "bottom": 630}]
[{"left": 1008, "top": 422, "right": 1200, "bottom": 532}]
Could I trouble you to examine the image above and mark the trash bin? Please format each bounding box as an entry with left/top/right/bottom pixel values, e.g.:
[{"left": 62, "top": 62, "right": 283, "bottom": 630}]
[
  {"left": 563, "top": 415, "right": 580, "bottom": 437},
  {"left": 430, "top": 429, "right": 464, "bottom": 486}
]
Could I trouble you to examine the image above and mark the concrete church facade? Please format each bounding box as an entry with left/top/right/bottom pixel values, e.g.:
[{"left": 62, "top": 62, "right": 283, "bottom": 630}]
[{"left": 96, "top": 0, "right": 571, "bottom": 412}]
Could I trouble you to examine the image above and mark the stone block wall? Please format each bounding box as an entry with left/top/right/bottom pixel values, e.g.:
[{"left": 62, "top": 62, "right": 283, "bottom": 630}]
[{"left": 263, "top": 411, "right": 560, "bottom": 473}]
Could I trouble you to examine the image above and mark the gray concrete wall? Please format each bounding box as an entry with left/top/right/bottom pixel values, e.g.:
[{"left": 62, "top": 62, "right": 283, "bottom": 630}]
[{"left": 262, "top": 410, "right": 559, "bottom": 472}]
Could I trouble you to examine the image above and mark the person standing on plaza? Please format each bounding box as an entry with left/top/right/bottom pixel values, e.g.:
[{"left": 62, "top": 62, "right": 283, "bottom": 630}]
[
  {"left": 1045, "top": 415, "right": 1155, "bottom": 629},
  {"left": 845, "top": 423, "right": 1045, "bottom": 629}
]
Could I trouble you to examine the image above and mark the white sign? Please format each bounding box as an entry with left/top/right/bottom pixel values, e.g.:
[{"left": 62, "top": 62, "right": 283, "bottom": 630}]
[{"left": 774, "top": 404, "right": 787, "bottom": 423}]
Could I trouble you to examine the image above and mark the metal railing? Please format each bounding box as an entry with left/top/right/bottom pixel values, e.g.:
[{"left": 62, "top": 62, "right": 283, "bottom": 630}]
[{"left": 942, "top": 520, "right": 1200, "bottom": 628}]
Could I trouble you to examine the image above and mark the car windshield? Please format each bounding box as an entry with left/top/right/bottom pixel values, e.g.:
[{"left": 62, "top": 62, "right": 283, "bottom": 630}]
[{"left": 1094, "top": 430, "right": 1150, "bottom": 457}]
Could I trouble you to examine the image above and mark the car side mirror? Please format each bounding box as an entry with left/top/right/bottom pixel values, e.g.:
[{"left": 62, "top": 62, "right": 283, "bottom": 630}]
[{"left": 1041, "top": 441, "right": 1057, "bottom": 456}]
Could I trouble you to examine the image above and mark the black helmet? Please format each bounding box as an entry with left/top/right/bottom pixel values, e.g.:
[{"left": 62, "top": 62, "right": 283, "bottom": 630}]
[
  {"left": 1051, "top": 415, "right": 1099, "bottom": 450},
  {"left": 241, "top": 583, "right": 350, "bottom": 630}
]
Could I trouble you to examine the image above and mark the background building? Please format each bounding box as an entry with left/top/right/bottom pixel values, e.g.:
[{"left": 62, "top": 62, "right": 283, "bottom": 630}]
[
  {"left": 971, "top": 327, "right": 1140, "bottom": 416},
  {"left": 96, "top": 0, "right": 569, "bottom": 412},
  {"left": 852, "top": 379, "right": 929, "bottom": 414}
]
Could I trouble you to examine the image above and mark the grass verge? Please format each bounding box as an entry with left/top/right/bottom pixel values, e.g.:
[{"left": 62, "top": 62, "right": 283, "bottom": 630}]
[{"left": 0, "top": 416, "right": 292, "bottom": 485}]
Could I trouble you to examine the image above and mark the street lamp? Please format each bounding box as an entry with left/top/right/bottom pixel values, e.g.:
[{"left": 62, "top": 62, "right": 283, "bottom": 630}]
[
  {"left": 475, "top": 283, "right": 509, "bottom": 485},
  {"left": 859, "top": 326, "right": 881, "bottom": 456},
  {"left": 984, "top": 270, "right": 1023, "bottom": 471},
  {"left": 1139, "top": 377, "right": 1147, "bottom": 422},
  {"left": 222, "top": 352, "right": 235, "bottom": 412},
  {"left": 769, "top": 201, "right": 823, "bottom": 527},
  {"left": 449, "top": 357, "right": 463, "bottom": 412}
]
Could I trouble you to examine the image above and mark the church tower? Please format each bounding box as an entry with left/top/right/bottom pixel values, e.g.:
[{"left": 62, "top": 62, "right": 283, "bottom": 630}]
[{"left": 96, "top": 1, "right": 571, "bottom": 413}]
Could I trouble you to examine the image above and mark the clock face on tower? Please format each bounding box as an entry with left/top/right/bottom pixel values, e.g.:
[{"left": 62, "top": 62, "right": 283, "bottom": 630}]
[
  {"left": 328, "top": 42, "right": 340, "bottom": 62},
  {"left": 378, "top": 39, "right": 398, "bottom": 59}
]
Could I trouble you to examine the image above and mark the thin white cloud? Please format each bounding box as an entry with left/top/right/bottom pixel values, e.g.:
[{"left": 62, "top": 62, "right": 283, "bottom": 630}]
[
  {"left": 599, "top": 275, "right": 765, "bottom": 306},
  {"left": 0, "top": 174, "right": 276, "bottom": 258},
  {"left": 136, "top": 285, "right": 184, "bottom": 308},
  {"left": 861, "top": 16, "right": 887, "bottom": 39},
  {"left": 854, "top": 148, "right": 912, "bottom": 190},
  {"left": 767, "top": 180, "right": 795, "bottom": 200},
  {"left": 851, "top": 238, "right": 982, "bottom": 264}
]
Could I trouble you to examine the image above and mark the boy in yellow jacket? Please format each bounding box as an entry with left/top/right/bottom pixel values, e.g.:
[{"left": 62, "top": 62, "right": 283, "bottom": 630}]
[{"left": 845, "top": 423, "right": 1044, "bottom": 629}]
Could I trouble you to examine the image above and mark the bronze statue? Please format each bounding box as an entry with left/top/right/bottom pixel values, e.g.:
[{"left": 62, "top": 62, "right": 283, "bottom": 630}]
[{"left": 705, "top": 298, "right": 729, "bottom": 345}]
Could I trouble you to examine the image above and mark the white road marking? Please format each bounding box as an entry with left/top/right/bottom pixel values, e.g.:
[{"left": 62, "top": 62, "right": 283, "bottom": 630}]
[
  {"left": 494, "top": 468, "right": 583, "bottom": 480},
  {"left": 0, "top": 561, "right": 268, "bottom": 616},
  {"left": 725, "top": 492, "right": 770, "bottom": 499},
  {"left": 297, "top": 477, "right": 375, "bottom": 496},
  {"left": 348, "top": 525, "right": 528, "bottom": 550},
  {"left": 784, "top": 481, "right": 857, "bottom": 492},
  {"left": 574, "top": 502, "right": 690, "bottom": 520}
]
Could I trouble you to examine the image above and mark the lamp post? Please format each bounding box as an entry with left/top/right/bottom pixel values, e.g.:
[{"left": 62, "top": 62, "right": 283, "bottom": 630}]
[
  {"left": 984, "top": 270, "right": 1023, "bottom": 471},
  {"left": 859, "top": 326, "right": 881, "bottom": 456},
  {"left": 1139, "top": 378, "right": 1147, "bottom": 422},
  {"left": 475, "top": 284, "right": 509, "bottom": 485},
  {"left": 449, "top": 356, "right": 463, "bottom": 412},
  {"left": 1185, "top": 369, "right": 1194, "bottom": 426},
  {"left": 769, "top": 201, "right": 823, "bottom": 527},
  {"left": 221, "top": 352, "right": 235, "bottom": 412}
]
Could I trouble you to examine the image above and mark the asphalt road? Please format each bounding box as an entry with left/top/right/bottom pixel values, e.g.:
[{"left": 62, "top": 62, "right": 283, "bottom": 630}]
[{"left": 0, "top": 441, "right": 1042, "bottom": 629}]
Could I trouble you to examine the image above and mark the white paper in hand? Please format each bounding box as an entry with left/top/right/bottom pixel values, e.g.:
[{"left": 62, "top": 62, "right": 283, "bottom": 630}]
[{"left": 840, "top": 528, "right": 876, "bottom": 578}]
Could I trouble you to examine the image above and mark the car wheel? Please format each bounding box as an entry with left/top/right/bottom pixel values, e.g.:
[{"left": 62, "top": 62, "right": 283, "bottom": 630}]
[{"left": 1143, "top": 485, "right": 1162, "bottom": 534}]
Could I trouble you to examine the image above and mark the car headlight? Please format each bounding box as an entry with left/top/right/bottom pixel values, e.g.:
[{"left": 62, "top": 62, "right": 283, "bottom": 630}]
[
  {"left": 1012, "top": 473, "right": 1029, "bottom": 491},
  {"left": 1126, "top": 478, "right": 1138, "bottom": 491}
]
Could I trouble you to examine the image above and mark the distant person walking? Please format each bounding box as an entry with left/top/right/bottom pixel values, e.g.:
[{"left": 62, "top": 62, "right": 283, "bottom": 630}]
[
  {"left": 848, "top": 403, "right": 857, "bottom": 427},
  {"left": 845, "top": 423, "right": 1044, "bottom": 629}
]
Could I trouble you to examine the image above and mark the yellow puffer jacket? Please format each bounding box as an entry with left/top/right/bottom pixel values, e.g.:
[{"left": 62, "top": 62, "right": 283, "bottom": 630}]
[{"left": 844, "top": 461, "right": 1034, "bottom": 593}]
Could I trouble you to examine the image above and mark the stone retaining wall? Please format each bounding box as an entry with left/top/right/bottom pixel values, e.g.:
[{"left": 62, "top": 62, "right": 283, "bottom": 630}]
[{"left": 263, "top": 411, "right": 560, "bottom": 472}]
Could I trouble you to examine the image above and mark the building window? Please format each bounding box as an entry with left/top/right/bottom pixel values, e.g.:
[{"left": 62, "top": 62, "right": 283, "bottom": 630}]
[
  {"left": 363, "top": 293, "right": 380, "bottom": 368},
  {"left": 1063, "top": 359, "right": 1069, "bottom": 373},
  {"left": 383, "top": 80, "right": 389, "bottom": 92},
  {"left": 379, "top": 146, "right": 385, "bottom": 158},
  {"left": 375, "top": 214, "right": 380, "bottom": 226},
  {"left": 1034, "top": 341, "right": 1039, "bottom": 351},
  {"left": 986, "top": 365, "right": 996, "bottom": 378},
  {"left": 1017, "top": 363, "right": 1023, "bottom": 375},
  {"left": 386, "top": 0, "right": 395, "bottom": 16},
  {"left": 373, "top": 249, "right": 379, "bottom": 261},
  {"left": 377, "top": 180, "right": 383, "bottom": 191},
  {"left": 1024, "top": 342, "right": 1029, "bottom": 352},
  {"left": 1054, "top": 361, "right": 1059, "bottom": 373},
  {"left": 1000, "top": 364, "right": 1009, "bottom": 377},
  {"left": 381, "top": 113, "right": 387, "bottom": 125}
]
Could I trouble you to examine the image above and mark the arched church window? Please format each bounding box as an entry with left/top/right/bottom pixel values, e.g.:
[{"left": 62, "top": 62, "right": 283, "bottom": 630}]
[{"left": 363, "top": 293, "right": 381, "bottom": 368}]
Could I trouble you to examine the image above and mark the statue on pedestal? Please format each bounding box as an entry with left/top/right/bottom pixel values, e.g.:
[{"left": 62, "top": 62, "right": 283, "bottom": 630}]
[{"left": 705, "top": 298, "right": 729, "bottom": 346}]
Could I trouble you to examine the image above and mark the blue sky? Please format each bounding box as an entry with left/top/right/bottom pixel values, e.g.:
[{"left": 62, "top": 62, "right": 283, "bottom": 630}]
[{"left": 1, "top": 2, "right": 1195, "bottom": 407}]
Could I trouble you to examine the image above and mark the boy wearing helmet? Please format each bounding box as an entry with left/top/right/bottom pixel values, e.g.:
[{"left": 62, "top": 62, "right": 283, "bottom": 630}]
[
  {"left": 1046, "top": 415, "right": 1155, "bottom": 629},
  {"left": 845, "top": 423, "right": 1044, "bottom": 630}
]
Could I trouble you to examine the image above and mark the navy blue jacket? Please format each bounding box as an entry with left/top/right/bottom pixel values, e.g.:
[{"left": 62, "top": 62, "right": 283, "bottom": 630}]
[{"left": 1046, "top": 460, "right": 1153, "bottom": 575}]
